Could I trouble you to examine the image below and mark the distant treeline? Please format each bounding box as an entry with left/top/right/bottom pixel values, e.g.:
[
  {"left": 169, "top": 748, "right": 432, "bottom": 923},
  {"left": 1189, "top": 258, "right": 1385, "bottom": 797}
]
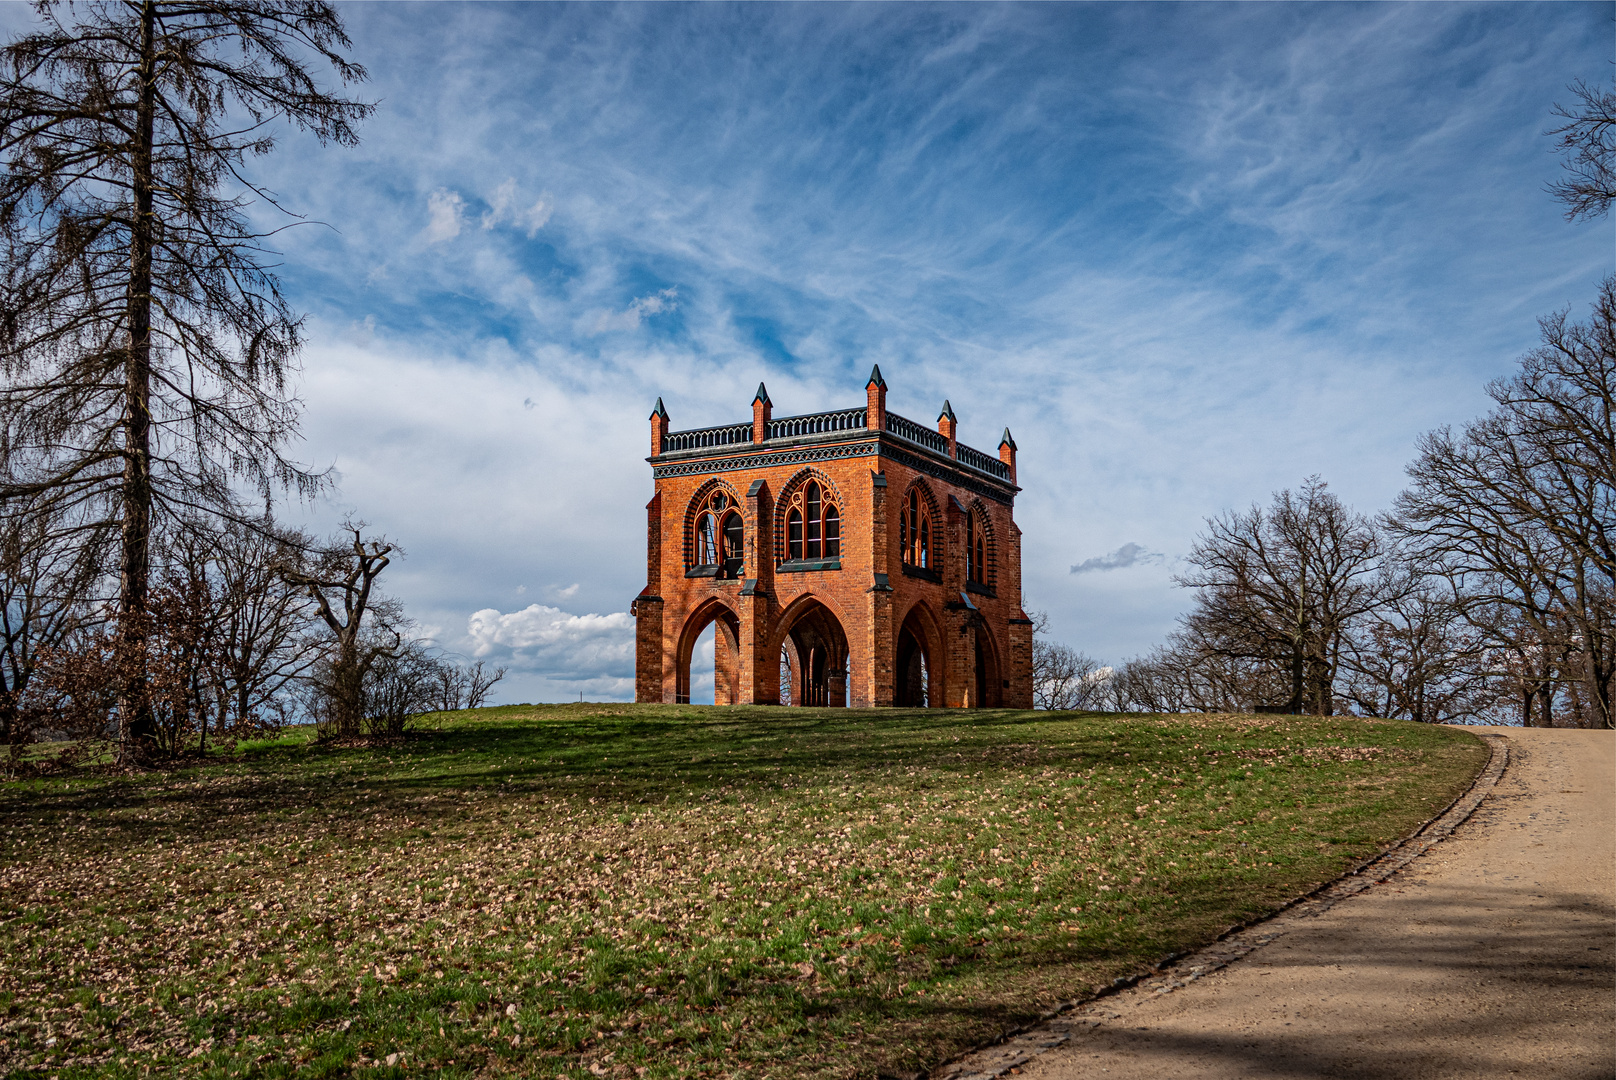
[{"left": 1035, "top": 278, "right": 1613, "bottom": 728}]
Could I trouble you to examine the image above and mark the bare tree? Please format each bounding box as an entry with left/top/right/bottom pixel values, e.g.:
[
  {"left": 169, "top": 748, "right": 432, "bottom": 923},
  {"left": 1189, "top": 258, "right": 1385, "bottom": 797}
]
[
  {"left": 1392, "top": 282, "right": 1616, "bottom": 728},
  {"left": 1028, "top": 611, "right": 1109, "bottom": 710},
  {"left": 1106, "top": 632, "right": 1287, "bottom": 715},
  {"left": 1033, "top": 641, "right": 1102, "bottom": 710},
  {"left": 1339, "top": 576, "right": 1501, "bottom": 724},
  {"left": 32, "top": 571, "right": 229, "bottom": 760},
  {"left": 1549, "top": 78, "right": 1616, "bottom": 221},
  {"left": 463, "top": 659, "right": 506, "bottom": 710},
  {"left": 0, "top": 502, "right": 105, "bottom": 750},
  {"left": 1475, "top": 599, "right": 1589, "bottom": 728},
  {"left": 1177, "top": 477, "right": 1388, "bottom": 715},
  {"left": 281, "top": 525, "right": 400, "bottom": 740},
  {"left": 428, "top": 659, "right": 468, "bottom": 713},
  {"left": 416, "top": 653, "right": 508, "bottom": 716},
  {"left": 205, "top": 519, "right": 313, "bottom": 731},
  {"left": 0, "top": 1, "right": 371, "bottom": 761},
  {"left": 362, "top": 637, "right": 439, "bottom": 737}
]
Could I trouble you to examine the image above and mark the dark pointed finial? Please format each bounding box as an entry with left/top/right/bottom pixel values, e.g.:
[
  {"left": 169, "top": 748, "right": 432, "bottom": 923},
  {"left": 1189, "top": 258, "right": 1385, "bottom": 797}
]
[
  {"left": 753, "top": 382, "right": 771, "bottom": 406},
  {"left": 939, "top": 399, "right": 957, "bottom": 422},
  {"left": 866, "top": 364, "right": 887, "bottom": 389},
  {"left": 999, "top": 427, "right": 1016, "bottom": 450},
  {"left": 650, "top": 397, "right": 668, "bottom": 420}
]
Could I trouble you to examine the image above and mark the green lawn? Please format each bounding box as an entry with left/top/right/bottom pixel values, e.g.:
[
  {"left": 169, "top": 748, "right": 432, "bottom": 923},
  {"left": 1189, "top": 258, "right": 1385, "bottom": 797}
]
[{"left": 0, "top": 705, "right": 1487, "bottom": 1079}]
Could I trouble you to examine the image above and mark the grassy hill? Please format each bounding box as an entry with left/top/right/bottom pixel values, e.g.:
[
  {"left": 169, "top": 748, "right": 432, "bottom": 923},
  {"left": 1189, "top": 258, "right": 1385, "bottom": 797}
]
[{"left": 0, "top": 704, "right": 1488, "bottom": 1079}]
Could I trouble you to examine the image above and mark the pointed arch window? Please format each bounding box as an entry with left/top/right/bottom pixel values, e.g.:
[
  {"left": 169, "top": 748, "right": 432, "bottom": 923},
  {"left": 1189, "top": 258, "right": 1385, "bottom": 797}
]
[
  {"left": 692, "top": 489, "right": 744, "bottom": 576},
  {"left": 783, "top": 480, "right": 840, "bottom": 564},
  {"left": 901, "top": 488, "right": 931, "bottom": 569},
  {"left": 788, "top": 507, "right": 804, "bottom": 561},
  {"left": 696, "top": 512, "right": 718, "bottom": 566},
  {"left": 967, "top": 510, "right": 988, "bottom": 585}
]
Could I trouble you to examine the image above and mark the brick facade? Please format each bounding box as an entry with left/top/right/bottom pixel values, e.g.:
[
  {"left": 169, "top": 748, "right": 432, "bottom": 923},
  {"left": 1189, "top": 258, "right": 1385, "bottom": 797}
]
[{"left": 632, "top": 368, "right": 1033, "bottom": 709}]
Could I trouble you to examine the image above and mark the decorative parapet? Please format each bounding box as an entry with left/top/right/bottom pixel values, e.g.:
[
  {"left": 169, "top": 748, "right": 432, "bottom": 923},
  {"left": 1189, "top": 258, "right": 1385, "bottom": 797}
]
[
  {"left": 652, "top": 386, "right": 1013, "bottom": 484},
  {"left": 956, "top": 441, "right": 1010, "bottom": 480},
  {"left": 767, "top": 408, "right": 867, "bottom": 440},
  {"left": 883, "top": 411, "right": 949, "bottom": 455},
  {"left": 662, "top": 422, "right": 753, "bottom": 452}
]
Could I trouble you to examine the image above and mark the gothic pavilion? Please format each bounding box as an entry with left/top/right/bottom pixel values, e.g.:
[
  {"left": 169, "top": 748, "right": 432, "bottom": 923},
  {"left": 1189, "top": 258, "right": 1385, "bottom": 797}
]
[{"left": 633, "top": 367, "right": 1033, "bottom": 708}]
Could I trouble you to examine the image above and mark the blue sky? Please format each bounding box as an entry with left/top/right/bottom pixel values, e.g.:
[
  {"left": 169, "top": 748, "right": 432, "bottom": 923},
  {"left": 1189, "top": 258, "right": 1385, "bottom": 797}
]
[{"left": 22, "top": 2, "right": 1612, "bottom": 702}]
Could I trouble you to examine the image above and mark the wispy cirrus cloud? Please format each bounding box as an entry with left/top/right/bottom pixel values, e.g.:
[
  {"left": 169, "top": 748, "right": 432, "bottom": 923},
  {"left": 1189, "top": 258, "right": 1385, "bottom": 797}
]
[
  {"left": 150, "top": 2, "right": 1613, "bottom": 700},
  {"left": 590, "top": 287, "right": 679, "bottom": 334},
  {"left": 421, "top": 188, "right": 464, "bottom": 244},
  {"left": 481, "top": 178, "right": 553, "bottom": 236}
]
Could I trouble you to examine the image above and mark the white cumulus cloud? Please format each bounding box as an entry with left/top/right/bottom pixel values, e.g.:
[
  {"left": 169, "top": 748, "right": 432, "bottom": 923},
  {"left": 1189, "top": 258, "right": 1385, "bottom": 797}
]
[{"left": 466, "top": 603, "right": 635, "bottom": 681}]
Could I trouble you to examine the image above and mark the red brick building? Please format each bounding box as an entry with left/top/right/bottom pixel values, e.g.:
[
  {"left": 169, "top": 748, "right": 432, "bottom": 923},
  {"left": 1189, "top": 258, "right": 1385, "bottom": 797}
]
[{"left": 633, "top": 368, "right": 1033, "bottom": 709}]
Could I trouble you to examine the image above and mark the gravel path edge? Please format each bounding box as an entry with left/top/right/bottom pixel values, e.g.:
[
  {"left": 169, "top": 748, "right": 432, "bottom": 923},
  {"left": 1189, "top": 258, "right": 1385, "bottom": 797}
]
[{"left": 927, "top": 731, "right": 1511, "bottom": 1080}]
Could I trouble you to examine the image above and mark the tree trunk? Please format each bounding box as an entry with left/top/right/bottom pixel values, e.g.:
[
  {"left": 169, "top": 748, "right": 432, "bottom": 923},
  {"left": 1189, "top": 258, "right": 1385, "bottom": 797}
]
[
  {"left": 1585, "top": 647, "right": 1614, "bottom": 729},
  {"left": 118, "top": 0, "right": 158, "bottom": 763},
  {"left": 1288, "top": 640, "right": 1304, "bottom": 713}
]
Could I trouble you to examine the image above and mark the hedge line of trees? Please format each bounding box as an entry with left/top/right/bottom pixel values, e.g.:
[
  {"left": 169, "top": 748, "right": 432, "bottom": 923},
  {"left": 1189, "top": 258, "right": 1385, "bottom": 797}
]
[{"left": 0, "top": 510, "right": 507, "bottom": 770}]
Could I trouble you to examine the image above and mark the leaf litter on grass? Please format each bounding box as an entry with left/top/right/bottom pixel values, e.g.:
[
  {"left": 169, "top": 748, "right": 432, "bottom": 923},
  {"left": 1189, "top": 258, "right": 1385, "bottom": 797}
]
[{"left": 0, "top": 705, "right": 1486, "bottom": 1078}]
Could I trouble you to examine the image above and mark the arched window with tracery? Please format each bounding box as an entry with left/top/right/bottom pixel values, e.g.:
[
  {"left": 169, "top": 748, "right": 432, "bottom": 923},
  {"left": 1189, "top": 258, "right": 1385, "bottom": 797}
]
[
  {"left": 967, "top": 509, "right": 988, "bottom": 585},
  {"left": 783, "top": 480, "right": 840, "bottom": 562},
  {"left": 900, "top": 487, "right": 931, "bottom": 570},
  {"left": 692, "top": 489, "right": 744, "bottom": 576}
]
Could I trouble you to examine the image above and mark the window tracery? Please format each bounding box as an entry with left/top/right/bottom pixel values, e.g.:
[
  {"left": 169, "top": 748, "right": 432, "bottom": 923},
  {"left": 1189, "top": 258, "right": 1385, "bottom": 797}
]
[
  {"left": 967, "top": 508, "right": 989, "bottom": 585},
  {"left": 691, "top": 489, "right": 744, "bottom": 576},
  {"left": 783, "top": 480, "right": 840, "bottom": 562},
  {"left": 900, "top": 487, "right": 932, "bottom": 570}
]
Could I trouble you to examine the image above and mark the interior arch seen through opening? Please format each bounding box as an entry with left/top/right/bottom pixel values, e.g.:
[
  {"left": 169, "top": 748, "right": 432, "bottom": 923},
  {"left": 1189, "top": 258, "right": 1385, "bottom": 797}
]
[
  {"left": 776, "top": 599, "right": 849, "bottom": 707},
  {"left": 895, "top": 606, "right": 940, "bottom": 708}
]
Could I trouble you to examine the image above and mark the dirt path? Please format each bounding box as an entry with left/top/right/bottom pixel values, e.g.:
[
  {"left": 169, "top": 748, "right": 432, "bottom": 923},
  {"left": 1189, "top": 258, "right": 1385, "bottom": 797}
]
[{"left": 944, "top": 727, "right": 1614, "bottom": 1080}]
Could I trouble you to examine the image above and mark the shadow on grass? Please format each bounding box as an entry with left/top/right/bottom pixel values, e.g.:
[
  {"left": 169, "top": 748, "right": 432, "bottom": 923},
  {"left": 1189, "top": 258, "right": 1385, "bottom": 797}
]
[{"left": 1, "top": 707, "right": 1165, "bottom": 850}]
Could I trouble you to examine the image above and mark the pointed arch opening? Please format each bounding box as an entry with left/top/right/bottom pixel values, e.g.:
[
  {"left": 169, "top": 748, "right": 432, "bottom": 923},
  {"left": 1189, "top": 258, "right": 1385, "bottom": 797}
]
[
  {"left": 895, "top": 602, "right": 943, "bottom": 708},
  {"left": 971, "top": 622, "right": 1004, "bottom": 709},
  {"left": 675, "top": 599, "right": 742, "bottom": 705},
  {"left": 773, "top": 596, "right": 850, "bottom": 707}
]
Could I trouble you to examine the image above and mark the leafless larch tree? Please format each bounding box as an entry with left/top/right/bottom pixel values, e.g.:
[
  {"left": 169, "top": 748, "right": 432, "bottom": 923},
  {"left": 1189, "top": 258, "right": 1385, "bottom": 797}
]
[{"left": 0, "top": 0, "right": 370, "bottom": 761}]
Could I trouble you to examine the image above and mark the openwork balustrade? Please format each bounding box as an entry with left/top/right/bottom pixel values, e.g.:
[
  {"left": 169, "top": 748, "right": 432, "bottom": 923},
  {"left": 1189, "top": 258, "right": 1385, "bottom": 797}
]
[
  {"left": 883, "top": 411, "right": 950, "bottom": 455},
  {"left": 766, "top": 408, "right": 868, "bottom": 440},
  {"left": 957, "top": 442, "right": 1011, "bottom": 480},
  {"left": 662, "top": 423, "right": 752, "bottom": 452},
  {"left": 659, "top": 398, "right": 1010, "bottom": 482}
]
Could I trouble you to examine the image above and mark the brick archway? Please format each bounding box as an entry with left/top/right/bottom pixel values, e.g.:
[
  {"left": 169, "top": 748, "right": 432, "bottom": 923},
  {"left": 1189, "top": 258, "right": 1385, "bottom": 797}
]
[
  {"left": 675, "top": 598, "right": 741, "bottom": 705},
  {"left": 773, "top": 595, "right": 851, "bottom": 707},
  {"left": 896, "top": 600, "right": 944, "bottom": 707},
  {"left": 972, "top": 615, "right": 1003, "bottom": 708}
]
